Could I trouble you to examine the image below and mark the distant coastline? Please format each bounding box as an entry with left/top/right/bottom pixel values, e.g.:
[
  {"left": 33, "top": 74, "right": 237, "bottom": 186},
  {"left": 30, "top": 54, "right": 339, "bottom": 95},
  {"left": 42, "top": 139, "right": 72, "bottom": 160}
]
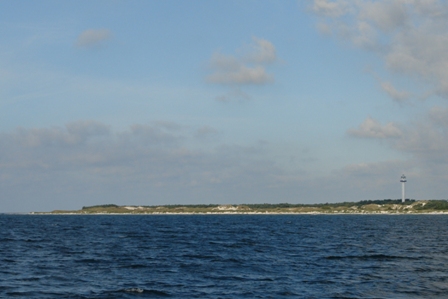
[{"left": 32, "top": 199, "right": 448, "bottom": 215}]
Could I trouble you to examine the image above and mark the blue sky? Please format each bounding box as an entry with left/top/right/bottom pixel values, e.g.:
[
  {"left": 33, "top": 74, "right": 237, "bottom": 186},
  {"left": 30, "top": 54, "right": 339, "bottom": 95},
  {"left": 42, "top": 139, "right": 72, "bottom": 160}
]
[{"left": 2, "top": 0, "right": 448, "bottom": 212}]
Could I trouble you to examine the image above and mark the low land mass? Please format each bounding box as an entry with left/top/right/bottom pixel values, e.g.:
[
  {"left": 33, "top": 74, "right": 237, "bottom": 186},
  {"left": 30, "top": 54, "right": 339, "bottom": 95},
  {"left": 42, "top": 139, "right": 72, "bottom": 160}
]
[{"left": 36, "top": 199, "right": 448, "bottom": 214}]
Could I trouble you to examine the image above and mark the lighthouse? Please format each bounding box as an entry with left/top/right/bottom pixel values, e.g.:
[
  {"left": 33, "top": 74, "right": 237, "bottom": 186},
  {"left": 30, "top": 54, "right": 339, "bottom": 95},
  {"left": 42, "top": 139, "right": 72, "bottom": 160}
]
[{"left": 400, "top": 174, "right": 407, "bottom": 203}]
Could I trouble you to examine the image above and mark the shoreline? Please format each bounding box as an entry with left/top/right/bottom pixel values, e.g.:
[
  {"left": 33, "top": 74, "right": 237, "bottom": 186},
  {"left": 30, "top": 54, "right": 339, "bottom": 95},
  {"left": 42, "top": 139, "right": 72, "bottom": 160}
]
[{"left": 29, "top": 211, "right": 448, "bottom": 215}]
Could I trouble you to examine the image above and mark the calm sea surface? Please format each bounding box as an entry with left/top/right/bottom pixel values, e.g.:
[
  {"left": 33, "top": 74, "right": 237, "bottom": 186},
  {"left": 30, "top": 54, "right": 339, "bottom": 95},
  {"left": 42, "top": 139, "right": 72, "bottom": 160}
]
[{"left": 1, "top": 214, "right": 448, "bottom": 298}]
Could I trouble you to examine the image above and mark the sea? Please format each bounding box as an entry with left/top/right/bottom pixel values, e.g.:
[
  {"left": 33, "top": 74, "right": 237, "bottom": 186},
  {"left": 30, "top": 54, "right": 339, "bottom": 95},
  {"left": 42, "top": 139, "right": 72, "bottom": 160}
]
[{"left": 1, "top": 214, "right": 448, "bottom": 299}]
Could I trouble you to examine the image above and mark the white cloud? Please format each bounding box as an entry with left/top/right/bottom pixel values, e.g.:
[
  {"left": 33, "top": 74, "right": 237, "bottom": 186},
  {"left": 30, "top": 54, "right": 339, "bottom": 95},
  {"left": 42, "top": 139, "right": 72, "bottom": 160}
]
[
  {"left": 206, "top": 37, "right": 277, "bottom": 87},
  {"left": 76, "top": 29, "right": 112, "bottom": 48},
  {"left": 246, "top": 37, "right": 277, "bottom": 64},
  {"left": 348, "top": 117, "right": 402, "bottom": 139},
  {"left": 359, "top": 1, "right": 408, "bottom": 32},
  {"left": 311, "top": 0, "right": 348, "bottom": 17},
  {"left": 381, "top": 81, "right": 410, "bottom": 102},
  {"left": 207, "top": 63, "right": 272, "bottom": 85}
]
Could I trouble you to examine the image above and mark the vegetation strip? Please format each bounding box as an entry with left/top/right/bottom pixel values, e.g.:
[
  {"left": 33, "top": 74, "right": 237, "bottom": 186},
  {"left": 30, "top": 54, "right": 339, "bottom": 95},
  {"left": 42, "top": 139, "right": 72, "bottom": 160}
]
[{"left": 34, "top": 200, "right": 448, "bottom": 214}]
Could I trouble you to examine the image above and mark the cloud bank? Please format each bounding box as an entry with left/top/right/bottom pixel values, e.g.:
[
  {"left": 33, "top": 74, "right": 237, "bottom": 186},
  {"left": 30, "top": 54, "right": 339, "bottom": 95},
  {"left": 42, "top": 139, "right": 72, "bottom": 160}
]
[
  {"left": 3, "top": 116, "right": 448, "bottom": 212},
  {"left": 0, "top": 121, "right": 299, "bottom": 212}
]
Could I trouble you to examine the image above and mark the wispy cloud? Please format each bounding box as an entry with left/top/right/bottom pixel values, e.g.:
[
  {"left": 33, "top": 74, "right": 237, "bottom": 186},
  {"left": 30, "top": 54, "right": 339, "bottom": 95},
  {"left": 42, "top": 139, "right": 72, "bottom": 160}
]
[
  {"left": 348, "top": 117, "right": 402, "bottom": 139},
  {"left": 245, "top": 37, "right": 277, "bottom": 64},
  {"left": 206, "top": 37, "right": 278, "bottom": 101},
  {"left": 311, "top": 0, "right": 348, "bottom": 17},
  {"left": 311, "top": 0, "right": 448, "bottom": 99},
  {"left": 75, "top": 29, "right": 112, "bottom": 48},
  {"left": 380, "top": 81, "right": 410, "bottom": 102},
  {"left": 207, "top": 59, "right": 272, "bottom": 85},
  {"left": 215, "top": 88, "right": 251, "bottom": 102},
  {"left": 12, "top": 121, "right": 110, "bottom": 147}
]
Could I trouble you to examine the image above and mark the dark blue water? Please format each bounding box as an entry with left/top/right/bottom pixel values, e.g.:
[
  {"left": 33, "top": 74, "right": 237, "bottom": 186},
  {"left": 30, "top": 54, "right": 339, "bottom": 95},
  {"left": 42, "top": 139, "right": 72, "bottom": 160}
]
[{"left": 1, "top": 215, "right": 448, "bottom": 298}]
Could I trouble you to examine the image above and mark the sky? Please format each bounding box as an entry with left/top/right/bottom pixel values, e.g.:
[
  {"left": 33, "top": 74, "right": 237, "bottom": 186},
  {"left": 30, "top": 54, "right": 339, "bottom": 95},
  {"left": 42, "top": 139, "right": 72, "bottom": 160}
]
[{"left": 2, "top": 0, "right": 448, "bottom": 212}]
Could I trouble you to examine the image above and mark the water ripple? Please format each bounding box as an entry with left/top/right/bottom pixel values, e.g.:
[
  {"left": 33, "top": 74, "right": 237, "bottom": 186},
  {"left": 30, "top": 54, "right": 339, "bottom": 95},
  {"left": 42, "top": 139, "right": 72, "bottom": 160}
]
[{"left": 2, "top": 214, "right": 448, "bottom": 298}]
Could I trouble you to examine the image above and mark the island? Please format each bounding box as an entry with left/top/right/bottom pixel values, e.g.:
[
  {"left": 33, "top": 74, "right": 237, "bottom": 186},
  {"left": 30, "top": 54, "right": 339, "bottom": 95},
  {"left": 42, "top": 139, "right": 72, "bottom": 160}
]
[{"left": 34, "top": 199, "right": 448, "bottom": 214}]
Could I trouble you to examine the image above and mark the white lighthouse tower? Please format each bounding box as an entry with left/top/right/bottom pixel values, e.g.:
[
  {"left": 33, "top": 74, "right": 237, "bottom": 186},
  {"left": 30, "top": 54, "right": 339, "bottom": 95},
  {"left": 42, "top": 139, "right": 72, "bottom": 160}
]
[{"left": 400, "top": 174, "right": 407, "bottom": 203}]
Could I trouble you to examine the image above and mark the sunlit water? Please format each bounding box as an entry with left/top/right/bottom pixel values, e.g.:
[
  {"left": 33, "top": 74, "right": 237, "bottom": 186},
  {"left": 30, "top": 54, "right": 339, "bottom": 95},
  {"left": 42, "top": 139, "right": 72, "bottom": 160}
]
[{"left": 1, "top": 214, "right": 448, "bottom": 298}]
